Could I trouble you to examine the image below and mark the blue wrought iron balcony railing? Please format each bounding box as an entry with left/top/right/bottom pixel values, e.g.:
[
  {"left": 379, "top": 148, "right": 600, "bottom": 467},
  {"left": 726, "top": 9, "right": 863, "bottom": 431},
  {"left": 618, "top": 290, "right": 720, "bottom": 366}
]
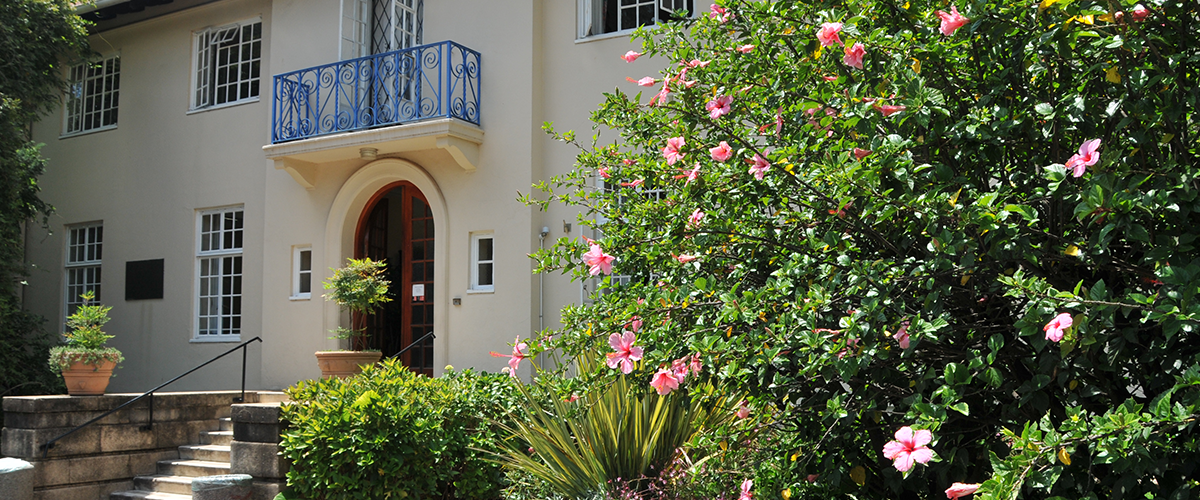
[{"left": 271, "top": 41, "right": 481, "bottom": 143}]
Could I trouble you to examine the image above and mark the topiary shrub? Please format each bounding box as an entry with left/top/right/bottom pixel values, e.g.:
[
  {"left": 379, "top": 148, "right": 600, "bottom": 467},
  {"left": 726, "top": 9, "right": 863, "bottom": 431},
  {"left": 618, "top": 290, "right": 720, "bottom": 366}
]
[{"left": 280, "top": 360, "right": 520, "bottom": 500}]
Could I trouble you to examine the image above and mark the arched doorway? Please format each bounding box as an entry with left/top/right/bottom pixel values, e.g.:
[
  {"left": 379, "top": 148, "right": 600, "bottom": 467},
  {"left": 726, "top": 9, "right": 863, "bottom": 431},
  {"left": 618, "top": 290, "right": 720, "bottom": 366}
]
[{"left": 354, "top": 181, "right": 434, "bottom": 375}]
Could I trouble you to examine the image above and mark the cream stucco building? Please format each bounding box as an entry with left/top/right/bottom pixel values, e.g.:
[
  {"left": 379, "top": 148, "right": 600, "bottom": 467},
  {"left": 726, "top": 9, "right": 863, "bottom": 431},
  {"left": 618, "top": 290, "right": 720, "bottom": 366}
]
[{"left": 24, "top": 0, "right": 708, "bottom": 392}]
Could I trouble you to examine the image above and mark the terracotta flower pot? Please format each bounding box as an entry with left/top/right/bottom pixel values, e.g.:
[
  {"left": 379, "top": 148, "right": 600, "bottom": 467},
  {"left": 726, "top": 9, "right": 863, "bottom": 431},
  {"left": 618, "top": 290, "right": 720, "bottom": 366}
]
[
  {"left": 61, "top": 358, "right": 118, "bottom": 396},
  {"left": 315, "top": 351, "right": 382, "bottom": 379}
]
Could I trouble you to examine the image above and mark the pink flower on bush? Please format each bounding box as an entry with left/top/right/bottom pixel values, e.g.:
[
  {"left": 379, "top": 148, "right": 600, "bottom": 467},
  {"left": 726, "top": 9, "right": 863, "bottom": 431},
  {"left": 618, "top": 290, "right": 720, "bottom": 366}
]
[
  {"left": 598, "top": 165, "right": 611, "bottom": 179},
  {"left": 583, "top": 243, "right": 615, "bottom": 276},
  {"left": 748, "top": 154, "right": 770, "bottom": 180},
  {"left": 843, "top": 42, "right": 866, "bottom": 69},
  {"left": 709, "top": 4, "right": 734, "bottom": 22},
  {"left": 688, "top": 353, "right": 702, "bottom": 375},
  {"left": 853, "top": 148, "right": 873, "bottom": 160},
  {"left": 688, "top": 208, "right": 705, "bottom": 227},
  {"left": 620, "top": 179, "right": 644, "bottom": 188},
  {"left": 710, "top": 141, "right": 733, "bottom": 162},
  {"left": 622, "top": 50, "right": 641, "bottom": 62},
  {"left": 736, "top": 44, "right": 755, "bottom": 53},
  {"left": 707, "top": 95, "right": 734, "bottom": 120},
  {"left": 936, "top": 6, "right": 969, "bottom": 36},
  {"left": 629, "top": 316, "right": 642, "bottom": 332},
  {"left": 650, "top": 367, "right": 681, "bottom": 395},
  {"left": 606, "top": 331, "right": 644, "bottom": 374},
  {"left": 1131, "top": 4, "right": 1149, "bottom": 21},
  {"left": 817, "top": 22, "right": 843, "bottom": 47},
  {"left": 894, "top": 320, "right": 911, "bottom": 349},
  {"left": 674, "top": 253, "right": 698, "bottom": 263},
  {"left": 882, "top": 426, "right": 934, "bottom": 472},
  {"left": 489, "top": 337, "right": 528, "bottom": 377},
  {"left": 736, "top": 399, "right": 751, "bottom": 419},
  {"left": 875, "top": 104, "right": 907, "bottom": 116},
  {"left": 687, "top": 59, "right": 711, "bottom": 68},
  {"left": 738, "top": 479, "right": 753, "bottom": 500},
  {"left": 627, "top": 76, "right": 656, "bottom": 87},
  {"left": 683, "top": 163, "right": 701, "bottom": 185},
  {"left": 662, "top": 136, "right": 686, "bottom": 165},
  {"left": 1044, "top": 312, "right": 1073, "bottom": 342},
  {"left": 946, "top": 483, "right": 981, "bottom": 499},
  {"left": 1064, "top": 138, "right": 1101, "bottom": 177}
]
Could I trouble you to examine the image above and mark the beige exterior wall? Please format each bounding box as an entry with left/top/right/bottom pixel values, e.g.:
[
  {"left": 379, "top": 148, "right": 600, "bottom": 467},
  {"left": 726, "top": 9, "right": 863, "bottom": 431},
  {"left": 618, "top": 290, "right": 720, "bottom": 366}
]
[{"left": 25, "top": 0, "right": 711, "bottom": 392}]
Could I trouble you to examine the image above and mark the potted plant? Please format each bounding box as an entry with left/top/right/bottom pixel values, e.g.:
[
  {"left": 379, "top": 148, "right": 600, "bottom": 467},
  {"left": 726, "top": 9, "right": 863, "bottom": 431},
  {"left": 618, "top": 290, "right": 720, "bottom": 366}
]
[
  {"left": 315, "top": 257, "right": 392, "bottom": 378},
  {"left": 48, "top": 291, "right": 124, "bottom": 395}
]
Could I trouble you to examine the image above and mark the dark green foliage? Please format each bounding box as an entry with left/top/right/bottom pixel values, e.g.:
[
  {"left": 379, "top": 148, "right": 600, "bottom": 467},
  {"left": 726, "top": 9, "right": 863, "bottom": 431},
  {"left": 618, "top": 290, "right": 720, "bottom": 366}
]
[
  {"left": 0, "top": 0, "right": 92, "bottom": 414},
  {"left": 280, "top": 361, "right": 521, "bottom": 500}
]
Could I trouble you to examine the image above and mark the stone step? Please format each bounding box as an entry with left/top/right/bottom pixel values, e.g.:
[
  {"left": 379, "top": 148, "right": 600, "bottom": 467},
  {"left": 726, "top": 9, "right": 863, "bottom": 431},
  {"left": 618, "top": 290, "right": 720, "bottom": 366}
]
[
  {"left": 178, "top": 444, "right": 230, "bottom": 462},
  {"left": 218, "top": 417, "right": 232, "bottom": 431},
  {"left": 109, "top": 491, "right": 192, "bottom": 500},
  {"left": 156, "top": 459, "right": 230, "bottom": 477},
  {"left": 200, "top": 430, "right": 233, "bottom": 446},
  {"left": 132, "top": 474, "right": 193, "bottom": 495}
]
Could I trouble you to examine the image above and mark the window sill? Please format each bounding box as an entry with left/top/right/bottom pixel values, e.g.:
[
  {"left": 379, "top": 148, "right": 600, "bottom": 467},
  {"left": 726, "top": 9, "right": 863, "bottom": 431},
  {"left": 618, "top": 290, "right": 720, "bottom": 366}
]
[
  {"left": 60, "top": 125, "right": 118, "bottom": 139},
  {"left": 289, "top": 294, "right": 311, "bottom": 301},
  {"left": 466, "top": 288, "right": 494, "bottom": 295},
  {"left": 187, "top": 97, "right": 261, "bottom": 115},
  {"left": 574, "top": 31, "right": 638, "bottom": 44},
  {"left": 190, "top": 336, "right": 242, "bottom": 343}
]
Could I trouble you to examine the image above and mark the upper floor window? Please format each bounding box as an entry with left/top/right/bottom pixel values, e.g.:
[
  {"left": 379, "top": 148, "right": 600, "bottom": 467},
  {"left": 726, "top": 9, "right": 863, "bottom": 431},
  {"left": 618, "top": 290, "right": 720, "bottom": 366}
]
[
  {"left": 340, "top": 0, "right": 423, "bottom": 60},
  {"left": 192, "top": 18, "right": 262, "bottom": 110},
  {"left": 63, "top": 55, "right": 120, "bottom": 136},
  {"left": 578, "top": 0, "right": 693, "bottom": 39},
  {"left": 65, "top": 223, "right": 103, "bottom": 318},
  {"left": 196, "top": 207, "right": 244, "bottom": 340}
]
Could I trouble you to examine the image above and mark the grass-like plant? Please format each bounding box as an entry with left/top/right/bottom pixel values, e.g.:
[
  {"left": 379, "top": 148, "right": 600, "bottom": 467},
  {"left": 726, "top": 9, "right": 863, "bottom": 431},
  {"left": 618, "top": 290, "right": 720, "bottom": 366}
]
[
  {"left": 322, "top": 257, "right": 391, "bottom": 351},
  {"left": 48, "top": 291, "right": 123, "bottom": 373}
]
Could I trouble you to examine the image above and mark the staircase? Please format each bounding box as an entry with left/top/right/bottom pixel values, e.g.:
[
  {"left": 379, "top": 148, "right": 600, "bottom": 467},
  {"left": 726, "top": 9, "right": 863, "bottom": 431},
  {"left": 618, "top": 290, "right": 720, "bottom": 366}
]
[{"left": 110, "top": 416, "right": 235, "bottom": 499}]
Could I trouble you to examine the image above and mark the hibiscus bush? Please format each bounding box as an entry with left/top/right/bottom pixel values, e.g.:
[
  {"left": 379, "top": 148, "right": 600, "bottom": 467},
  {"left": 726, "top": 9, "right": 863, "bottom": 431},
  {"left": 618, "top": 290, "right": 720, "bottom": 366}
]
[{"left": 521, "top": 0, "right": 1200, "bottom": 498}]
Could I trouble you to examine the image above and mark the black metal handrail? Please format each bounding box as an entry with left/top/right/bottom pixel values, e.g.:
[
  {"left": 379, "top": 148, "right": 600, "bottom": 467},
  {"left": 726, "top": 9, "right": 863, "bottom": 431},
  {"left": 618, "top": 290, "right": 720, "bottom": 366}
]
[
  {"left": 39, "top": 336, "right": 262, "bottom": 457},
  {"left": 389, "top": 331, "right": 435, "bottom": 359}
]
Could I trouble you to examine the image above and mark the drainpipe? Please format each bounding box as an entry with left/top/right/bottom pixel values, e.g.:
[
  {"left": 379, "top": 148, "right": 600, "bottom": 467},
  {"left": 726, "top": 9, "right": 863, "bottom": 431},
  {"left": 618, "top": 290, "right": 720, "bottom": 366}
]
[{"left": 538, "top": 226, "right": 549, "bottom": 332}]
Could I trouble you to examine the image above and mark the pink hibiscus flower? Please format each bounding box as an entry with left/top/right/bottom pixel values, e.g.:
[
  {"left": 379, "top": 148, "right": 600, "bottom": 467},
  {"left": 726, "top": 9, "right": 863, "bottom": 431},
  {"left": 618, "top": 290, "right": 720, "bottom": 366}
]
[
  {"left": 936, "top": 5, "right": 969, "bottom": 36},
  {"left": 606, "top": 331, "right": 644, "bottom": 374},
  {"left": 622, "top": 50, "right": 641, "bottom": 63},
  {"left": 582, "top": 243, "right": 615, "bottom": 276},
  {"left": 674, "top": 253, "right": 699, "bottom": 263},
  {"left": 945, "top": 483, "right": 981, "bottom": 499},
  {"left": 894, "top": 320, "right": 911, "bottom": 349},
  {"left": 687, "top": 59, "right": 711, "bottom": 68},
  {"left": 748, "top": 154, "right": 770, "bottom": 180},
  {"left": 1131, "top": 4, "right": 1149, "bottom": 21},
  {"left": 598, "top": 165, "right": 611, "bottom": 179},
  {"left": 683, "top": 163, "right": 701, "bottom": 185},
  {"left": 627, "top": 76, "right": 656, "bottom": 87},
  {"left": 736, "top": 44, "right": 755, "bottom": 53},
  {"left": 882, "top": 426, "right": 934, "bottom": 472},
  {"left": 1044, "top": 312, "right": 1073, "bottom": 342},
  {"left": 710, "top": 141, "right": 733, "bottom": 162},
  {"left": 843, "top": 42, "right": 866, "bottom": 69},
  {"left": 709, "top": 4, "right": 734, "bottom": 22},
  {"left": 707, "top": 95, "right": 733, "bottom": 120},
  {"left": 736, "top": 399, "right": 751, "bottom": 419},
  {"left": 738, "top": 479, "right": 753, "bottom": 500},
  {"left": 817, "top": 22, "right": 844, "bottom": 47},
  {"left": 650, "top": 368, "right": 681, "bottom": 395},
  {"left": 489, "top": 337, "right": 529, "bottom": 377},
  {"left": 853, "top": 148, "right": 873, "bottom": 160},
  {"left": 875, "top": 104, "right": 907, "bottom": 117},
  {"left": 1064, "top": 138, "right": 1101, "bottom": 177},
  {"left": 688, "top": 208, "right": 705, "bottom": 227},
  {"left": 662, "top": 136, "right": 686, "bottom": 165}
]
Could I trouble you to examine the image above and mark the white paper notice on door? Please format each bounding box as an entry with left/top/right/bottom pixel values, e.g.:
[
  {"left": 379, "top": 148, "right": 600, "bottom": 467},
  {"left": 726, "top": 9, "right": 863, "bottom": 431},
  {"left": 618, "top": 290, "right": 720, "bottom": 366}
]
[{"left": 412, "top": 284, "right": 425, "bottom": 302}]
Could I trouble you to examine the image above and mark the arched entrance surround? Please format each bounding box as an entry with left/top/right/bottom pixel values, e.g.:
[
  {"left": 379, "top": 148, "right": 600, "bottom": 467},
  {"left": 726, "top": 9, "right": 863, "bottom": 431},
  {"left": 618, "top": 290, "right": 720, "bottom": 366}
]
[{"left": 323, "top": 158, "right": 449, "bottom": 374}]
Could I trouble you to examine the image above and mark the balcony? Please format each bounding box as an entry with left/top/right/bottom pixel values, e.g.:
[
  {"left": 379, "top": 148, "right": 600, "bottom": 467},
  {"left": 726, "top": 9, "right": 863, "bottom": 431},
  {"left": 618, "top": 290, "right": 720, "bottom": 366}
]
[
  {"left": 265, "top": 41, "right": 483, "bottom": 187},
  {"left": 272, "top": 41, "right": 480, "bottom": 143}
]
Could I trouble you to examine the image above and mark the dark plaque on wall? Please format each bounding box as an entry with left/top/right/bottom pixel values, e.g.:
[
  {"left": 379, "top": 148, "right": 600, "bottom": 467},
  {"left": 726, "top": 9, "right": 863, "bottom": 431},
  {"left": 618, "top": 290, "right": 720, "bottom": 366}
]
[{"left": 125, "top": 259, "right": 164, "bottom": 300}]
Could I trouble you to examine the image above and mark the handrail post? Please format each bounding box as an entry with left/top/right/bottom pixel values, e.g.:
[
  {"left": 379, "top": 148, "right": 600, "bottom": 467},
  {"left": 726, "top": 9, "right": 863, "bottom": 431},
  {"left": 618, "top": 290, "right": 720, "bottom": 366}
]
[
  {"left": 142, "top": 393, "right": 154, "bottom": 431},
  {"left": 237, "top": 342, "right": 248, "bottom": 403}
]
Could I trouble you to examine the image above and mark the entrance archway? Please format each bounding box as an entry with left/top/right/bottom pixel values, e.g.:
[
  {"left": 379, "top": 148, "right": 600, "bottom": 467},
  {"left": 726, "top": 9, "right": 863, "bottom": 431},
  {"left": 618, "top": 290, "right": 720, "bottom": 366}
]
[
  {"left": 324, "top": 158, "right": 448, "bottom": 376},
  {"left": 354, "top": 182, "right": 434, "bottom": 374}
]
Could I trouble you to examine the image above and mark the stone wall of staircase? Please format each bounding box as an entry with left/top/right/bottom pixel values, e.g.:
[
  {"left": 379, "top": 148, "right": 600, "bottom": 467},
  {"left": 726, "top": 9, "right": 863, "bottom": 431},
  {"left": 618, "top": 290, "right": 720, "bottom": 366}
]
[{"left": 1, "top": 392, "right": 276, "bottom": 500}]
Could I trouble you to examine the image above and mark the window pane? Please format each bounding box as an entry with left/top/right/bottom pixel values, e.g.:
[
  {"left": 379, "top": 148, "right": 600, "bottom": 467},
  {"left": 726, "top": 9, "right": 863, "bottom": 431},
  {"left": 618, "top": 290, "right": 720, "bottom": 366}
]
[
  {"left": 478, "top": 237, "right": 493, "bottom": 261},
  {"left": 299, "top": 250, "right": 311, "bottom": 271},
  {"left": 479, "top": 263, "right": 493, "bottom": 286}
]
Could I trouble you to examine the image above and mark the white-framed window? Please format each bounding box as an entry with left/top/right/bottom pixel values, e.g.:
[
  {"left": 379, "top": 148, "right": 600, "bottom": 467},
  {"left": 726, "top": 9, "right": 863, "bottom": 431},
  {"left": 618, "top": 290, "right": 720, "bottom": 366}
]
[
  {"left": 469, "top": 232, "right": 494, "bottom": 292},
  {"left": 292, "top": 246, "right": 312, "bottom": 299},
  {"left": 63, "top": 54, "right": 120, "bottom": 136},
  {"left": 191, "top": 18, "right": 262, "bottom": 110},
  {"left": 578, "top": 0, "right": 693, "bottom": 39},
  {"left": 196, "top": 207, "right": 244, "bottom": 340},
  {"left": 64, "top": 223, "right": 103, "bottom": 318},
  {"left": 341, "top": 0, "right": 423, "bottom": 60}
]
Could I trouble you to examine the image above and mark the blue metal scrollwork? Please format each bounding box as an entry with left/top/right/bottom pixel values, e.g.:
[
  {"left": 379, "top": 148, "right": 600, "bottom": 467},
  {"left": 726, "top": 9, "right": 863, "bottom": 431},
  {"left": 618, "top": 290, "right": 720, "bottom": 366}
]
[{"left": 271, "top": 41, "right": 481, "bottom": 143}]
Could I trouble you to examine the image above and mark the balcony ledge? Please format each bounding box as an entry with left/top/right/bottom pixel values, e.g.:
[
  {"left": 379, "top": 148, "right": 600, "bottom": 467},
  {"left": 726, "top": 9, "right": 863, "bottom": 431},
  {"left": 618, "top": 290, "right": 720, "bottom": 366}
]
[{"left": 262, "top": 118, "right": 483, "bottom": 189}]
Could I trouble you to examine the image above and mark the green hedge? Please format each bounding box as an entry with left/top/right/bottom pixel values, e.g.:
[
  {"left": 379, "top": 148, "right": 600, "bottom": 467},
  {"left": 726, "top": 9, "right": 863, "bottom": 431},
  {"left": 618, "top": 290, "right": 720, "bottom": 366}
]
[{"left": 280, "top": 360, "right": 520, "bottom": 500}]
